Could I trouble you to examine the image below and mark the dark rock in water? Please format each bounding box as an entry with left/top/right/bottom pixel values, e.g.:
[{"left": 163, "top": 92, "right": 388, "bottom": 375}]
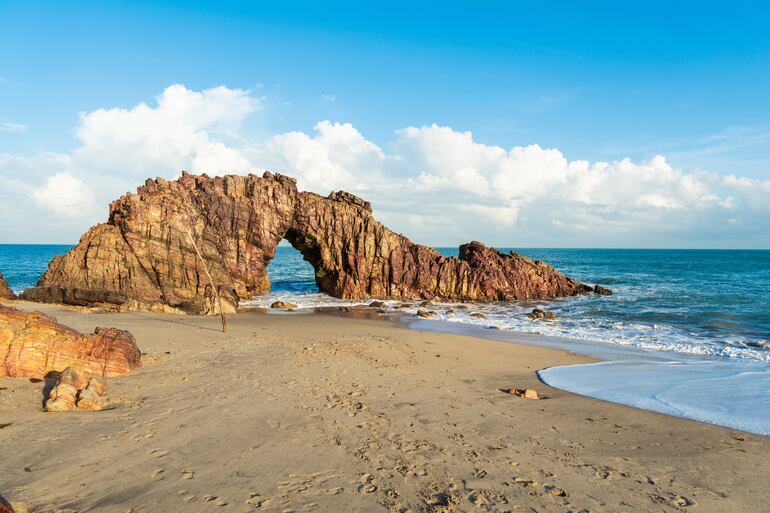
[
  {"left": 529, "top": 308, "right": 556, "bottom": 320},
  {"left": 470, "top": 312, "right": 487, "bottom": 319},
  {"left": 270, "top": 300, "right": 297, "bottom": 309},
  {"left": 368, "top": 300, "right": 386, "bottom": 308},
  {"left": 416, "top": 309, "right": 436, "bottom": 318},
  {"left": 0, "top": 272, "right": 14, "bottom": 300},
  {"left": 593, "top": 285, "right": 613, "bottom": 296},
  {"left": 22, "top": 172, "right": 595, "bottom": 314}
]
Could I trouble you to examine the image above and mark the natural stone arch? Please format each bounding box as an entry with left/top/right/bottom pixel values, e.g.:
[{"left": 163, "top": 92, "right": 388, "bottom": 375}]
[{"left": 23, "top": 171, "right": 594, "bottom": 314}]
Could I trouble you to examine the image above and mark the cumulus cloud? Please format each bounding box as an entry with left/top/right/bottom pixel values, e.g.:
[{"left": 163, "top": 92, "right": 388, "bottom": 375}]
[
  {"left": 74, "top": 84, "right": 259, "bottom": 177},
  {"left": 33, "top": 171, "right": 95, "bottom": 217},
  {"left": 0, "top": 84, "right": 768, "bottom": 247},
  {"left": 264, "top": 122, "right": 770, "bottom": 246}
]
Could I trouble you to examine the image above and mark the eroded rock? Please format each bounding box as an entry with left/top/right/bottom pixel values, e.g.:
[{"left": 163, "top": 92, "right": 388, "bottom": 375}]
[
  {"left": 44, "top": 367, "right": 109, "bottom": 412},
  {"left": 0, "top": 272, "right": 14, "bottom": 300},
  {"left": 23, "top": 172, "right": 594, "bottom": 314},
  {"left": 0, "top": 304, "right": 141, "bottom": 378}
]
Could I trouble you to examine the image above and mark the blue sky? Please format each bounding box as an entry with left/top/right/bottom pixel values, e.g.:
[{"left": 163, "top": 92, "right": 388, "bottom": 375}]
[{"left": 1, "top": 1, "right": 769, "bottom": 246}]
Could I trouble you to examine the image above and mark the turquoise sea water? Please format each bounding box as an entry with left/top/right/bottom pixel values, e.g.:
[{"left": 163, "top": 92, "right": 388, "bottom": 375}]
[
  {"left": 2, "top": 244, "right": 769, "bottom": 433},
  {"left": 256, "top": 246, "right": 770, "bottom": 361},
  {"left": 2, "top": 245, "right": 768, "bottom": 360}
]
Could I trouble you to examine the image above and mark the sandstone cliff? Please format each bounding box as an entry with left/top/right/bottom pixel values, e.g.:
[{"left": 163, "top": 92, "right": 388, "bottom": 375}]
[
  {"left": 0, "top": 272, "right": 14, "bottom": 300},
  {"left": 0, "top": 304, "right": 141, "bottom": 378},
  {"left": 23, "top": 172, "right": 595, "bottom": 314}
]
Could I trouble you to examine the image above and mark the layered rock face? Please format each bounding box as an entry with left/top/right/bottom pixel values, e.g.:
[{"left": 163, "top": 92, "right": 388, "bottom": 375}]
[
  {"left": 0, "top": 272, "right": 14, "bottom": 300},
  {"left": 0, "top": 305, "right": 141, "bottom": 378},
  {"left": 23, "top": 172, "right": 592, "bottom": 314}
]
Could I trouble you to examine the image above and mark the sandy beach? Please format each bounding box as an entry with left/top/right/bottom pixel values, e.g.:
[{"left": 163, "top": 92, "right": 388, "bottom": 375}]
[{"left": 0, "top": 302, "right": 767, "bottom": 513}]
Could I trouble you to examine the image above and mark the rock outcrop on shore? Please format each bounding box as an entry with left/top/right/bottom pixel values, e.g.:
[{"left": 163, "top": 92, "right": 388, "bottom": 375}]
[
  {"left": 0, "top": 304, "right": 141, "bottom": 378},
  {"left": 0, "top": 272, "right": 14, "bottom": 300},
  {"left": 23, "top": 172, "right": 598, "bottom": 314}
]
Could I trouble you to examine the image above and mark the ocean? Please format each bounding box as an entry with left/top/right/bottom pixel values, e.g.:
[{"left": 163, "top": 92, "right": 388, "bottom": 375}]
[{"left": 2, "top": 244, "right": 769, "bottom": 434}]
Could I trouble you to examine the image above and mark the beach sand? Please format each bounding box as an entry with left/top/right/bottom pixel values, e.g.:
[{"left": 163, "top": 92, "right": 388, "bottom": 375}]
[{"left": 1, "top": 302, "right": 769, "bottom": 513}]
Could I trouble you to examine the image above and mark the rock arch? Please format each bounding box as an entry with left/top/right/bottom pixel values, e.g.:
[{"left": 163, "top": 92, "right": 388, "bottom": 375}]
[{"left": 23, "top": 171, "right": 593, "bottom": 314}]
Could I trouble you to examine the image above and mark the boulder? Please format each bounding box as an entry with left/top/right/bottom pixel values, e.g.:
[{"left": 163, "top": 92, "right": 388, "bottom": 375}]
[
  {"left": 368, "top": 300, "right": 386, "bottom": 308},
  {"left": 469, "top": 312, "right": 487, "bottom": 319},
  {"left": 593, "top": 285, "right": 613, "bottom": 296},
  {"left": 0, "top": 272, "right": 14, "bottom": 300},
  {"left": 44, "top": 367, "right": 109, "bottom": 412},
  {"left": 270, "top": 300, "right": 298, "bottom": 309},
  {"left": 0, "top": 304, "right": 141, "bottom": 378},
  {"left": 22, "top": 172, "right": 594, "bottom": 314},
  {"left": 416, "top": 309, "right": 436, "bottom": 318}
]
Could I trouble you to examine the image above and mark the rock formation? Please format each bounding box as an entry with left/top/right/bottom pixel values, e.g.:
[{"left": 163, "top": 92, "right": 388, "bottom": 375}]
[
  {"left": 0, "top": 304, "right": 141, "bottom": 378},
  {"left": 23, "top": 172, "right": 602, "bottom": 314},
  {"left": 44, "top": 367, "right": 108, "bottom": 411},
  {"left": 0, "top": 272, "right": 14, "bottom": 300}
]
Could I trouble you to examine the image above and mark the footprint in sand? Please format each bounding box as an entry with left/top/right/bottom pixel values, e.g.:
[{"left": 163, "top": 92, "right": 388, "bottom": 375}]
[{"left": 182, "top": 469, "right": 195, "bottom": 480}]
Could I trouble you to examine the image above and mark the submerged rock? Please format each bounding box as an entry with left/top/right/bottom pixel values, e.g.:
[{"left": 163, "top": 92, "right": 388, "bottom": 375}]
[
  {"left": 0, "top": 304, "right": 141, "bottom": 378},
  {"left": 469, "top": 312, "right": 487, "bottom": 319},
  {"left": 23, "top": 172, "right": 594, "bottom": 314},
  {"left": 0, "top": 272, "right": 14, "bottom": 300},
  {"left": 529, "top": 308, "right": 556, "bottom": 320},
  {"left": 593, "top": 284, "right": 613, "bottom": 296}
]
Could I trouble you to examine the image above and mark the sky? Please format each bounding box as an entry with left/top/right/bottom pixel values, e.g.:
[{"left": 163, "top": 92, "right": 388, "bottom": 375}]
[{"left": 1, "top": 0, "right": 769, "bottom": 247}]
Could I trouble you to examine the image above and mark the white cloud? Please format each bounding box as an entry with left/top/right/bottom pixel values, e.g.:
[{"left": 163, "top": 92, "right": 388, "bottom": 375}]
[
  {"left": 0, "top": 84, "right": 768, "bottom": 247},
  {"left": 73, "top": 84, "right": 260, "bottom": 177},
  {"left": 257, "top": 121, "right": 390, "bottom": 193},
  {"left": 0, "top": 122, "right": 28, "bottom": 133},
  {"left": 33, "top": 171, "right": 95, "bottom": 217}
]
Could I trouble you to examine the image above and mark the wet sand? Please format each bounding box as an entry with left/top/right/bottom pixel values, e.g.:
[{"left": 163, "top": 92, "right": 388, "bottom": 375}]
[{"left": 1, "top": 302, "right": 769, "bottom": 513}]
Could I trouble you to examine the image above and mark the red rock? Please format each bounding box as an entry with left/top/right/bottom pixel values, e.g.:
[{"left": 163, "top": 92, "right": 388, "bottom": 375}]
[
  {"left": 0, "top": 305, "right": 141, "bottom": 378},
  {"left": 22, "top": 172, "right": 592, "bottom": 314},
  {"left": 0, "top": 272, "right": 14, "bottom": 300}
]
